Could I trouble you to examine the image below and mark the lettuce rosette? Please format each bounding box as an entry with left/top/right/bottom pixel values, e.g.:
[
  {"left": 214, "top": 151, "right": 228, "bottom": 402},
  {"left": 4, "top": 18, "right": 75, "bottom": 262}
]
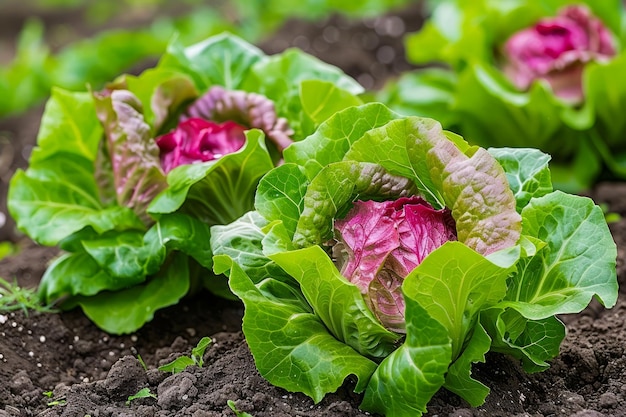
[
  {"left": 211, "top": 103, "right": 618, "bottom": 416},
  {"left": 380, "top": 0, "right": 626, "bottom": 191},
  {"left": 7, "top": 33, "right": 363, "bottom": 334}
]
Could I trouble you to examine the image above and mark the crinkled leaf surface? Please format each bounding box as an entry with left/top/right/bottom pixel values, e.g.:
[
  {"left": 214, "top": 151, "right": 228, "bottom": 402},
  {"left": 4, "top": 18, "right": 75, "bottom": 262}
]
[
  {"left": 215, "top": 254, "right": 377, "bottom": 403},
  {"left": 93, "top": 89, "right": 167, "bottom": 221},
  {"left": 293, "top": 161, "right": 418, "bottom": 247},
  {"left": 500, "top": 191, "right": 618, "bottom": 318},
  {"left": 254, "top": 163, "right": 308, "bottom": 239},
  {"left": 211, "top": 211, "right": 285, "bottom": 284},
  {"left": 361, "top": 296, "right": 451, "bottom": 417},
  {"left": 488, "top": 147, "right": 553, "bottom": 211},
  {"left": 76, "top": 252, "right": 191, "bottom": 334},
  {"left": 346, "top": 116, "right": 521, "bottom": 255},
  {"left": 82, "top": 213, "right": 213, "bottom": 279},
  {"left": 269, "top": 246, "right": 400, "bottom": 359},
  {"left": 284, "top": 102, "right": 400, "bottom": 179}
]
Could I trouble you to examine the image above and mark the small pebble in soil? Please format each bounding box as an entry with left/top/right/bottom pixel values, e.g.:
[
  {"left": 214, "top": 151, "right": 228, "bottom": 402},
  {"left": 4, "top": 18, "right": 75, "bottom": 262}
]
[
  {"left": 0, "top": 314, "right": 6, "bottom": 324},
  {"left": 39, "top": 335, "right": 46, "bottom": 342},
  {"left": 599, "top": 392, "right": 619, "bottom": 409}
]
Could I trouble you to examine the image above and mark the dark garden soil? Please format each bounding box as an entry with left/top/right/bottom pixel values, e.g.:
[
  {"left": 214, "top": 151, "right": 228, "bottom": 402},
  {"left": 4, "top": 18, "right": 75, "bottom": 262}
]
[{"left": 2, "top": 3, "right": 626, "bottom": 417}]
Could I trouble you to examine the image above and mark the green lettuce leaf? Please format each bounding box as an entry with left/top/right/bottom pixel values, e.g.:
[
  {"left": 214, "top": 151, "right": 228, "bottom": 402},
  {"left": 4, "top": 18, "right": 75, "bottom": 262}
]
[
  {"left": 502, "top": 191, "right": 618, "bottom": 318},
  {"left": 488, "top": 147, "right": 553, "bottom": 211},
  {"left": 76, "top": 252, "right": 191, "bottom": 334},
  {"left": 269, "top": 246, "right": 400, "bottom": 359},
  {"left": 215, "top": 254, "right": 377, "bottom": 403},
  {"left": 360, "top": 295, "right": 451, "bottom": 417}
]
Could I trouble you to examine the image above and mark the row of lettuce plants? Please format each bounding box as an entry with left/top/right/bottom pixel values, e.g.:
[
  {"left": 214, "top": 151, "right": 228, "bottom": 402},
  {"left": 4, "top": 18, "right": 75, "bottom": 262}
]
[
  {"left": 380, "top": 0, "right": 626, "bottom": 191},
  {"left": 5, "top": 1, "right": 622, "bottom": 415},
  {"left": 0, "top": 0, "right": 410, "bottom": 117}
]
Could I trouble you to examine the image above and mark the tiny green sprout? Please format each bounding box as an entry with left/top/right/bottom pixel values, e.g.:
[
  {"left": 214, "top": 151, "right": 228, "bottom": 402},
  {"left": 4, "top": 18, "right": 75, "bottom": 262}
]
[
  {"left": 137, "top": 353, "right": 147, "bottom": 371},
  {"left": 0, "top": 276, "right": 57, "bottom": 315},
  {"left": 47, "top": 398, "right": 67, "bottom": 407},
  {"left": 42, "top": 391, "right": 53, "bottom": 398},
  {"left": 227, "top": 399, "right": 254, "bottom": 417},
  {"left": 126, "top": 387, "right": 157, "bottom": 405},
  {"left": 158, "top": 336, "right": 211, "bottom": 373}
]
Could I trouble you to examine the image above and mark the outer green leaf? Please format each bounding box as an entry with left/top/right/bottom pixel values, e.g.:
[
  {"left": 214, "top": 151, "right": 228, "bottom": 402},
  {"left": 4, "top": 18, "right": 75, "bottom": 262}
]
[
  {"left": 403, "top": 241, "right": 511, "bottom": 359},
  {"left": 347, "top": 116, "right": 522, "bottom": 255},
  {"left": 8, "top": 162, "right": 143, "bottom": 246},
  {"left": 443, "top": 320, "right": 491, "bottom": 406},
  {"left": 159, "top": 33, "right": 265, "bottom": 91},
  {"left": 488, "top": 147, "right": 553, "bottom": 211},
  {"left": 241, "top": 48, "right": 363, "bottom": 140},
  {"left": 28, "top": 87, "right": 102, "bottom": 164},
  {"left": 361, "top": 296, "right": 451, "bottom": 417},
  {"left": 77, "top": 253, "right": 191, "bottom": 334},
  {"left": 217, "top": 255, "right": 377, "bottom": 403},
  {"left": 300, "top": 79, "right": 363, "bottom": 125},
  {"left": 376, "top": 68, "right": 458, "bottom": 128},
  {"left": 148, "top": 129, "right": 274, "bottom": 225},
  {"left": 211, "top": 211, "right": 284, "bottom": 284},
  {"left": 486, "top": 308, "right": 566, "bottom": 373},
  {"left": 254, "top": 163, "right": 308, "bottom": 238},
  {"left": 502, "top": 191, "right": 618, "bottom": 319},
  {"left": 284, "top": 102, "right": 400, "bottom": 179},
  {"left": 270, "top": 246, "right": 400, "bottom": 359},
  {"left": 82, "top": 213, "right": 213, "bottom": 279},
  {"left": 38, "top": 252, "right": 146, "bottom": 303}
]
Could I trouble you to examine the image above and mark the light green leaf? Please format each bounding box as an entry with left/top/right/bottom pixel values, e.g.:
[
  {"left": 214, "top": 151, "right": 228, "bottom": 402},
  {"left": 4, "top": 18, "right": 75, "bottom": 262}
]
[
  {"left": 443, "top": 320, "right": 491, "bottom": 406},
  {"left": 501, "top": 191, "right": 618, "bottom": 318},
  {"left": 403, "top": 241, "right": 511, "bottom": 359},
  {"left": 270, "top": 246, "right": 400, "bottom": 359},
  {"left": 77, "top": 253, "right": 191, "bottom": 334},
  {"left": 488, "top": 147, "right": 553, "bottom": 211},
  {"left": 8, "top": 162, "right": 143, "bottom": 246},
  {"left": 159, "top": 33, "right": 265, "bottom": 91},
  {"left": 361, "top": 296, "right": 451, "bottom": 417},
  {"left": 254, "top": 163, "right": 308, "bottom": 239},
  {"left": 217, "top": 255, "right": 377, "bottom": 403},
  {"left": 300, "top": 79, "right": 363, "bottom": 125},
  {"left": 211, "top": 211, "right": 283, "bottom": 284},
  {"left": 28, "top": 87, "right": 102, "bottom": 164},
  {"left": 284, "top": 102, "right": 400, "bottom": 179}
]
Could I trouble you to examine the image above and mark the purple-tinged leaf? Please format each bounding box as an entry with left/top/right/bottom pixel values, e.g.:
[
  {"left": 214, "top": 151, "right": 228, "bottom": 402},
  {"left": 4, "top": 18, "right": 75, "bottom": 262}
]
[{"left": 94, "top": 89, "right": 167, "bottom": 224}]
